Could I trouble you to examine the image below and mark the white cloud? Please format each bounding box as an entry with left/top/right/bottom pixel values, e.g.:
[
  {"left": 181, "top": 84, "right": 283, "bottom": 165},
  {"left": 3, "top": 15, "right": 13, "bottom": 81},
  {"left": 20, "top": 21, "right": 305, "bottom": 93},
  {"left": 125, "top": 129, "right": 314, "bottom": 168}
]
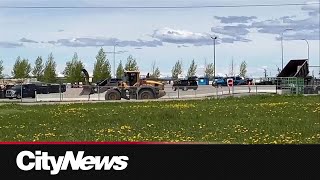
[{"left": 152, "top": 27, "right": 213, "bottom": 46}]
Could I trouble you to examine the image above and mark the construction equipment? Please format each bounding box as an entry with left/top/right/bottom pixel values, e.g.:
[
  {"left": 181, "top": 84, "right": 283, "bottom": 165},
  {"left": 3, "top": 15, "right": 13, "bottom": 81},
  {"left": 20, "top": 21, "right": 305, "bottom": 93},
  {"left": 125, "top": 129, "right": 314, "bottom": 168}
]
[
  {"left": 80, "top": 69, "right": 166, "bottom": 100},
  {"left": 277, "top": 59, "right": 320, "bottom": 94}
]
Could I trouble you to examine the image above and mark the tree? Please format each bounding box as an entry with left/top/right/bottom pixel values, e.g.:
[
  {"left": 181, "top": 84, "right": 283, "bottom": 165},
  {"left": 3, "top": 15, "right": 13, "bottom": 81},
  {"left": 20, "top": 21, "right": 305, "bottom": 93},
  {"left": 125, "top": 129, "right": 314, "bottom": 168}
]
[
  {"left": 11, "top": 56, "right": 31, "bottom": 78},
  {"left": 204, "top": 63, "right": 214, "bottom": 79},
  {"left": 116, "top": 60, "right": 124, "bottom": 79},
  {"left": 32, "top": 56, "right": 44, "bottom": 81},
  {"left": 43, "top": 53, "right": 57, "bottom": 83},
  {"left": 124, "top": 55, "right": 139, "bottom": 71},
  {"left": 63, "top": 52, "right": 84, "bottom": 84},
  {"left": 187, "top": 59, "right": 197, "bottom": 77},
  {"left": 171, "top": 60, "right": 183, "bottom": 79},
  {"left": 0, "top": 60, "right": 3, "bottom": 78},
  {"left": 150, "top": 61, "right": 161, "bottom": 78},
  {"left": 93, "top": 47, "right": 111, "bottom": 82},
  {"left": 239, "top": 61, "right": 247, "bottom": 78}
]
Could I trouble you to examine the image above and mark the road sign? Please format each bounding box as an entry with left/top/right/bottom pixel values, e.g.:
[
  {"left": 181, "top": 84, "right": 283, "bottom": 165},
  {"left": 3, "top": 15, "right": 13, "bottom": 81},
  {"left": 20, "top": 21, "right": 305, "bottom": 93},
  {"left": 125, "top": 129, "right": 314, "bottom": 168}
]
[{"left": 227, "top": 79, "right": 234, "bottom": 87}]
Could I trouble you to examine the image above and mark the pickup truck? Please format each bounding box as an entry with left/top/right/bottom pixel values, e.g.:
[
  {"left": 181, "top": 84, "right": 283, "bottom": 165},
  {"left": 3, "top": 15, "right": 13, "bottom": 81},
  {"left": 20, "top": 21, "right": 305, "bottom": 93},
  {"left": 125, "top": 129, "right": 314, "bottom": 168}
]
[
  {"left": 172, "top": 79, "right": 198, "bottom": 91},
  {"left": 5, "top": 84, "right": 36, "bottom": 99}
]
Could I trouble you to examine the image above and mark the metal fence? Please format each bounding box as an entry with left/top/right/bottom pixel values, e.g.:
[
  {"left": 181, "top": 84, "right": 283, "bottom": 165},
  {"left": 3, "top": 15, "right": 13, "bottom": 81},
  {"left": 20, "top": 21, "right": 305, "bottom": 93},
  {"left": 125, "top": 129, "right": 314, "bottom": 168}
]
[
  {"left": 0, "top": 84, "right": 289, "bottom": 103},
  {"left": 1, "top": 84, "right": 320, "bottom": 103}
]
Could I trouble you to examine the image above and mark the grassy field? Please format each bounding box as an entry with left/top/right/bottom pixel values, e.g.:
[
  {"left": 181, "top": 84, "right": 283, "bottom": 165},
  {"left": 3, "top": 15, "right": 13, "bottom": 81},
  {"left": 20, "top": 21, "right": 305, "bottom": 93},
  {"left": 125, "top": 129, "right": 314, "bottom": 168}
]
[{"left": 0, "top": 95, "right": 319, "bottom": 144}]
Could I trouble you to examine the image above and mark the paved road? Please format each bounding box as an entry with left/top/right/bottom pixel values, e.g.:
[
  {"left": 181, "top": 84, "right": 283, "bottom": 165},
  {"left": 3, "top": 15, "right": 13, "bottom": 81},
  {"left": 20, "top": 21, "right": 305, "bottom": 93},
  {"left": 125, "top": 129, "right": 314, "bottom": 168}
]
[{"left": 0, "top": 85, "right": 277, "bottom": 103}]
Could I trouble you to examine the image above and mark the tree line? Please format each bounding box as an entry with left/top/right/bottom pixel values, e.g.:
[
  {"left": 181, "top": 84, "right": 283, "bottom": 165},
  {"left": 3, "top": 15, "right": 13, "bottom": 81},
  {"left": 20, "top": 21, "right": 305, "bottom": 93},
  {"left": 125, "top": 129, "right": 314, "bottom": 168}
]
[
  {"left": 171, "top": 59, "right": 248, "bottom": 79},
  {"left": 0, "top": 47, "right": 248, "bottom": 83}
]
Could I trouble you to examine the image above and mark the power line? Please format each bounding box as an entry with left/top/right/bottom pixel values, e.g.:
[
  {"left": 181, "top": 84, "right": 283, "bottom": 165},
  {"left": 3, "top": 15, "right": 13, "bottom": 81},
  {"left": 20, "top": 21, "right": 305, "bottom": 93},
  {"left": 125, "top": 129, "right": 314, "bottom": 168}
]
[{"left": 0, "top": 2, "right": 319, "bottom": 9}]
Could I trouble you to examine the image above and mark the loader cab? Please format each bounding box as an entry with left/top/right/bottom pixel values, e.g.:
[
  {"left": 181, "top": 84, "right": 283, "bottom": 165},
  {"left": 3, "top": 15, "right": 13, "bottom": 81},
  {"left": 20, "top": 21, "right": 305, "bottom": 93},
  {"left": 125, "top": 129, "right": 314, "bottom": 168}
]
[{"left": 124, "top": 71, "right": 140, "bottom": 86}]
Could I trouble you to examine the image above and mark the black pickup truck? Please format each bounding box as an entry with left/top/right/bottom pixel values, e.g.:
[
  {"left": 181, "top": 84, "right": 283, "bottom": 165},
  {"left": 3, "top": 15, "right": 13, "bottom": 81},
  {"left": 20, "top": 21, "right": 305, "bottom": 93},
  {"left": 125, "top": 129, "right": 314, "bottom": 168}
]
[
  {"left": 172, "top": 79, "right": 198, "bottom": 91},
  {"left": 5, "top": 83, "right": 67, "bottom": 99},
  {"left": 5, "top": 84, "right": 37, "bottom": 99}
]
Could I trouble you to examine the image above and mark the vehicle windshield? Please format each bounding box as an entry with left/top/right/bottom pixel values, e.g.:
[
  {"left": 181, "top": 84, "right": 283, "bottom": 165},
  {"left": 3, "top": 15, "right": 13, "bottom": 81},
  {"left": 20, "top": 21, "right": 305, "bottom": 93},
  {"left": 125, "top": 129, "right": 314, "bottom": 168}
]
[{"left": 11, "top": 85, "right": 22, "bottom": 89}]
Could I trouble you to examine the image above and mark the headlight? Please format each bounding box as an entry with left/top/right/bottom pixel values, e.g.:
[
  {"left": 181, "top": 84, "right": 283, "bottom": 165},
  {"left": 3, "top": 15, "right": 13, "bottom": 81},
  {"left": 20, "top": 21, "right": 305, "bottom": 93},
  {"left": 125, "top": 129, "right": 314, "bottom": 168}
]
[{"left": 11, "top": 90, "right": 16, "bottom": 93}]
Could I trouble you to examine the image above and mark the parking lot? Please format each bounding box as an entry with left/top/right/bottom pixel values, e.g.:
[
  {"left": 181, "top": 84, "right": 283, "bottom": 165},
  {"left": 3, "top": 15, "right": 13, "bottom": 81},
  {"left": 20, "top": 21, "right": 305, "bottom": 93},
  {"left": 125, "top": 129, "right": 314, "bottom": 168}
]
[{"left": 0, "top": 84, "right": 278, "bottom": 103}]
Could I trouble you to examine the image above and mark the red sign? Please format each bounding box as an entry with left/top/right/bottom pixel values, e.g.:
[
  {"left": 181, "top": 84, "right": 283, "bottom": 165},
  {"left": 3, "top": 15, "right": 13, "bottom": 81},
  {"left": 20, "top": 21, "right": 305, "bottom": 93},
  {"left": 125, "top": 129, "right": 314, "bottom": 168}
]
[{"left": 227, "top": 79, "right": 234, "bottom": 87}]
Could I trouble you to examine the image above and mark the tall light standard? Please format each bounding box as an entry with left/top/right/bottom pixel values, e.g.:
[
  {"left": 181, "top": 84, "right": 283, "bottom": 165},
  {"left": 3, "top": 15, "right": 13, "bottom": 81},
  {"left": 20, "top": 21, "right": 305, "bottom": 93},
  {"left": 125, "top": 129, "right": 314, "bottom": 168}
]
[
  {"left": 113, "top": 43, "right": 118, "bottom": 78},
  {"left": 281, "top": 28, "right": 293, "bottom": 70},
  {"left": 211, "top": 36, "right": 218, "bottom": 78},
  {"left": 301, "top": 39, "right": 310, "bottom": 63}
]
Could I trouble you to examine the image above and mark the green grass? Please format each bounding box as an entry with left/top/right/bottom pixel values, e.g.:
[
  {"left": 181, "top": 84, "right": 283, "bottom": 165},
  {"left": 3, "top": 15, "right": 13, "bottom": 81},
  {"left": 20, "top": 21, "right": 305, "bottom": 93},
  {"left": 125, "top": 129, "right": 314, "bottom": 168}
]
[{"left": 0, "top": 95, "right": 319, "bottom": 144}]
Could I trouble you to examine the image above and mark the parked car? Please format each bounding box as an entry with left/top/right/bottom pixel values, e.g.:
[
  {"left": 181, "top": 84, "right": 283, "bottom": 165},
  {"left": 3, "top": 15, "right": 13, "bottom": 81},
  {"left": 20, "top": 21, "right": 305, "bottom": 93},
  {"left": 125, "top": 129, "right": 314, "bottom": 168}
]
[
  {"left": 47, "top": 84, "right": 66, "bottom": 93},
  {"left": 5, "top": 84, "right": 36, "bottom": 99},
  {"left": 0, "top": 84, "right": 14, "bottom": 98},
  {"left": 212, "top": 77, "right": 226, "bottom": 87},
  {"left": 172, "top": 79, "right": 198, "bottom": 91},
  {"left": 212, "top": 76, "right": 248, "bottom": 87}
]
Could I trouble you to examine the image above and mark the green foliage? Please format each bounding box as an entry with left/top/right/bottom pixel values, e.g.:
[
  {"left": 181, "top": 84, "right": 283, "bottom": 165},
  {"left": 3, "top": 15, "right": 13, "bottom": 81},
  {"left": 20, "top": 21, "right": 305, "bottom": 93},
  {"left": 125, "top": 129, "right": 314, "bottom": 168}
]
[
  {"left": 32, "top": 56, "right": 44, "bottom": 81},
  {"left": 0, "top": 59, "right": 3, "bottom": 78},
  {"left": 63, "top": 52, "right": 84, "bottom": 84},
  {"left": 11, "top": 56, "right": 31, "bottom": 78},
  {"left": 204, "top": 63, "right": 214, "bottom": 78},
  {"left": 93, "top": 47, "right": 111, "bottom": 82},
  {"left": 43, "top": 53, "right": 57, "bottom": 83},
  {"left": 171, "top": 60, "right": 183, "bottom": 79},
  {"left": 124, "top": 55, "right": 139, "bottom": 71},
  {"left": 151, "top": 61, "right": 161, "bottom": 78},
  {"left": 116, "top": 60, "right": 124, "bottom": 79},
  {"left": 187, "top": 59, "right": 197, "bottom": 77},
  {"left": 0, "top": 95, "right": 318, "bottom": 143},
  {"left": 239, "top": 61, "right": 247, "bottom": 77}
]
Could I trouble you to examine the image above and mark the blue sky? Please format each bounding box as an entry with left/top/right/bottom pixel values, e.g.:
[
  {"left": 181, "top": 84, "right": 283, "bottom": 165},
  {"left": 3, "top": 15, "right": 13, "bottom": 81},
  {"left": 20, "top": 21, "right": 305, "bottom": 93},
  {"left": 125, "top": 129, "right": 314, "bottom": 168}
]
[{"left": 0, "top": 0, "right": 319, "bottom": 78}]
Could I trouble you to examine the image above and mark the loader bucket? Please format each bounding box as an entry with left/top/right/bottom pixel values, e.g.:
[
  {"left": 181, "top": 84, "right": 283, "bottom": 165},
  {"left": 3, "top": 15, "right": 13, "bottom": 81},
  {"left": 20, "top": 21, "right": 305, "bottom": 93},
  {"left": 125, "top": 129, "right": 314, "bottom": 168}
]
[{"left": 80, "top": 85, "right": 94, "bottom": 96}]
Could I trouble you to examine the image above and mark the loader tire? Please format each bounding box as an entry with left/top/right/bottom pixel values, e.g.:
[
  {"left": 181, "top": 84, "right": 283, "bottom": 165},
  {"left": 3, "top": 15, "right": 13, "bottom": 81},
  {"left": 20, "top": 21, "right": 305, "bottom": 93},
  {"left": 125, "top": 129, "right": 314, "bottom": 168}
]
[
  {"left": 105, "top": 89, "right": 121, "bottom": 100},
  {"left": 139, "top": 89, "right": 155, "bottom": 100}
]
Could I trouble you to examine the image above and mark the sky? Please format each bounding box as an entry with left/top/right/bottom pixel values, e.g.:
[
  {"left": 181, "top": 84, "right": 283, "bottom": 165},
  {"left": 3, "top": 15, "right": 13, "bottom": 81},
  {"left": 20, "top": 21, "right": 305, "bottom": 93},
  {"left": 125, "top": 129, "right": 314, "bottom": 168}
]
[{"left": 0, "top": 0, "right": 319, "bottom": 78}]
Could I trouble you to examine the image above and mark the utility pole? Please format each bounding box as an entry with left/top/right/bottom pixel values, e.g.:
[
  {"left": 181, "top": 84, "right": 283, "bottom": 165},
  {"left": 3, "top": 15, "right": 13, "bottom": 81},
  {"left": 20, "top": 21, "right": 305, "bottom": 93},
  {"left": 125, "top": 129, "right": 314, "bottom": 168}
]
[
  {"left": 211, "top": 36, "right": 217, "bottom": 78},
  {"left": 281, "top": 28, "right": 293, "bottom": 70},
  {"left": 113, "top": 43, "right": 118, "bottom": 78},
  {"left": 113, "top": 45, "right": 116, "bottom": 78},
  {"left": 230, "top": 56, "right": 234, "bottom": 76}
]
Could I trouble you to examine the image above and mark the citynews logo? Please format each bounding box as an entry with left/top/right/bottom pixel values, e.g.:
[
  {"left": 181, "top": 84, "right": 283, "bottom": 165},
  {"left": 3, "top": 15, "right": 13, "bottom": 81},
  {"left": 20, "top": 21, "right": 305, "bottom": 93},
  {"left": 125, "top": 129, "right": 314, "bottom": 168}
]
[{"left": 16, "top": 151, "right": 129, "bottom": 175}]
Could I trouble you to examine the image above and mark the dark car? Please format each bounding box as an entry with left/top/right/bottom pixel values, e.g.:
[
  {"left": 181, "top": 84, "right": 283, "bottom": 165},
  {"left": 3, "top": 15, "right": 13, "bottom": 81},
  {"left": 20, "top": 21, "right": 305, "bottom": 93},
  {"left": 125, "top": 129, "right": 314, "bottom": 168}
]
[
  {"left": 172, "top": 79, "right": 198, "bottom": 91},
  {"left": 47, "top": 84, "right": 67, "bottom": 93},
  {"left": 5, "top": 84, "right": 36, "bottom": 99},
  {"left": 0, "top": 84, "right": 14, "bottom": 98},
  {"left": 212, "top": 77, "right": 226, "bottom": 87},
  {"left": 212, "top": 76, "right": 247, "bottom": 87}
]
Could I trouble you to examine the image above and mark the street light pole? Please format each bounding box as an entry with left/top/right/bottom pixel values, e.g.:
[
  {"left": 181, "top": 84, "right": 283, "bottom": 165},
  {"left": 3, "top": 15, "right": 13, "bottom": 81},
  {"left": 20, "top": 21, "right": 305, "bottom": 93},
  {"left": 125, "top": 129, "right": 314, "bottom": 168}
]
[
  {"left": 302, "top": 39, "right": 310, "bottom": 64},
  {"left": 113, "top": 43, "right": 118, "bottom": 78},
  {"left": 211, "top": 36, "right": 217, "bottom": 78},
  {"left": 281, "top": 28, "right": 293, "bottom": 70}
]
